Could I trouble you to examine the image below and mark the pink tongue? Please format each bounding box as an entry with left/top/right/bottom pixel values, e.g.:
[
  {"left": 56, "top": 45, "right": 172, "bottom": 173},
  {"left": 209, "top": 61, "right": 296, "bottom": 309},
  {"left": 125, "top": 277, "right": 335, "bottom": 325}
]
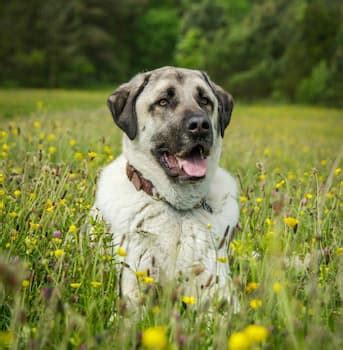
[{"left": 176, "top": 155, "right": 208, "bottom": 177}]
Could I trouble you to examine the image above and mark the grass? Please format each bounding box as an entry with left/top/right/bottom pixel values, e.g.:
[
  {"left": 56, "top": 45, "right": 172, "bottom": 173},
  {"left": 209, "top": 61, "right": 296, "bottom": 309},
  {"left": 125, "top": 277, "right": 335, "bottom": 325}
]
[{"left": 0, "top": 89, "right": 342, "bottom": 349}]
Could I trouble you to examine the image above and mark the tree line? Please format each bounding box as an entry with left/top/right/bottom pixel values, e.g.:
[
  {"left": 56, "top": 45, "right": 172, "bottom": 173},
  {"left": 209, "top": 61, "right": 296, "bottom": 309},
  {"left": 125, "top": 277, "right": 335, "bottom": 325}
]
[{"left": 0, "top": 0, "right": 341, "bottom": 106}]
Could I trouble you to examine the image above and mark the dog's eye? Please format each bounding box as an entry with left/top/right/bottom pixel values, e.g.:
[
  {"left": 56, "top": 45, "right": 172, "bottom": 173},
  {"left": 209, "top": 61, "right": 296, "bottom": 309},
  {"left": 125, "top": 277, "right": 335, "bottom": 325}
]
[
  {"left": 199, "top": 97, "right": 209, "bottom": 106},
  {"left": 158, "top": 98, "right": 169, "bottom": 107}
]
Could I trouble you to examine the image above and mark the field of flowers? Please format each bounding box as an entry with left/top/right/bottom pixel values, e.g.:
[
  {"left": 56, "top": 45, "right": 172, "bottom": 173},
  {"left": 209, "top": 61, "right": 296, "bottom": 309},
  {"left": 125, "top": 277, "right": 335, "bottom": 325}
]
[{"left": 0, "top": 89, "right": 342, "bottom": 350}]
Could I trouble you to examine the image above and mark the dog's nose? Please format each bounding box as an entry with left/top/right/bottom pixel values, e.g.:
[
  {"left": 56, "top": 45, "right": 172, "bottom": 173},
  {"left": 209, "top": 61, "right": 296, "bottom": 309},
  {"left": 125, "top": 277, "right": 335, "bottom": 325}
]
[{"left": 186, "top": 115, "right": 210, "bottom": 136}]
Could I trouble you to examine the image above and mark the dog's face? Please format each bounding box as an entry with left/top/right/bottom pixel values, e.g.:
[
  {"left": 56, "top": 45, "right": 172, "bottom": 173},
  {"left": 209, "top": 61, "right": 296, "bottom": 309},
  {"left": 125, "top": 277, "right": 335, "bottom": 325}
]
[{"left": 108, "top": 67, "right": 233, "bottom": 183}]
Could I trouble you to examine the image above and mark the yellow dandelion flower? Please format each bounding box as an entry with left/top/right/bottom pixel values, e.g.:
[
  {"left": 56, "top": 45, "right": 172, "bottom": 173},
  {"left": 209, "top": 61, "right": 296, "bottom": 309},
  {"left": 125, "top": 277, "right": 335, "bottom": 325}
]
[
  {"left": 22, "top": 279, "right": 30, "bottom": 288},
  {"left": 249, "top": 299, "right": 262, "bottom": 310},
  {"left": 14, "top": 190, "right": 21, "bottom": 198},
  {"left": 70, "top": 283, "right": 81, "bottom": 289},
  {"left": 181, "top": 296, "right": 196, "bottom": 305},
  {"left": 74, "top": 152, "right": 83, "bottom": 161},
  {"left": 244, "top": 325, "right": 269, "bottom": 343},
  {"left": 143, "top": 276, "right": 154, "bottom": 284},
  {"left": 239, "top": 196, "right": 248, "bottom": 204},
  {"left": 90, "top": 281, "right": 102, "bottom": 288},
  {"left": 217, "top": 256, "right": 228, "bottom": 263},
  {"left": 255, "top": 197, "right": 263, "bottom": 204},
  {"left": 47, "top": 133, "right": 56, "bottom": 142},
  {"left": 275, "top": 179, "right": 285, "bottom": 189},
  {"left": 335, "top": 247, "right": 343, "bottom": 256},
  {"left": 0, "top": 331, "right": 14, "bottom": 347},
  {"left": 135, "top": 271, "right": 148, "bottom": 278},
  {"left": 272, "top": 282, "right": 283, "bottom": 293},
  {"left": 48, "top": 146, "right": 56, "bottom": 155},
  {"left": 228, "top": 331, "right": 251, "bottom": 350},
  {"left": 245, "top": 282, "right": 259, "bottom": 293},
  {"left": 142, "top": 326, "right": 167, "bottom": 349},
  {"left": 116, "top": 246, "right": 127, "bottom": 257},
  {"left": 59, "top": 198, "right": 66, "bottom": 206},
  {"left": 46, "top": 206, "right": 54, "bottom": 213},
  {"left": 265, "top": 218, "right": 272, "bottom": 226},
  {"left": 68, "top": 224, "right": 77, "bottom": 234},
  {"left": 54, "top": 249, "right": 65, "bottom": 258},
  {"left": 88, "top": 151, "right": 97, "bottom": 160},
  {"left": 283, "top": 217, "right": 298, "bottom": 228},
  {"left": 305, "top": 193, "right": 313, "bottom": 200},
  {"left": 263, "top": 148, "right": 270, "bottom": 156},
  {"left": 33, "top": 120, "right": 42, "bottom": 128},
  {"left": 335, "top": 168, "right": 341, "bottom": 176},
  {"left": 259, "top": 174, "right": 266, "bottom": 181}
]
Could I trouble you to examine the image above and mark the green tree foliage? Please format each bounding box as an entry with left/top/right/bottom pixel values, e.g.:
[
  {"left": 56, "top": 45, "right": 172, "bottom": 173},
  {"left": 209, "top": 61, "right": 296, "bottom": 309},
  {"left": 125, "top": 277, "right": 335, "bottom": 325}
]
[{"left": 0, "top": 0, "right": 341, "bottom": 106}]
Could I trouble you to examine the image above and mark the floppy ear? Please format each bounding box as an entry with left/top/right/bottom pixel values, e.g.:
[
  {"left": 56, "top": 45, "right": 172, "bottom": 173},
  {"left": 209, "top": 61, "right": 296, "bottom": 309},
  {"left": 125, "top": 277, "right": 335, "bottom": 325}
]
[
  {"left": 107, "top": 73, "right": 150, "bottom": 140},
  {"left": 201, "top": 72, "right": 234, "bottom": 137}
]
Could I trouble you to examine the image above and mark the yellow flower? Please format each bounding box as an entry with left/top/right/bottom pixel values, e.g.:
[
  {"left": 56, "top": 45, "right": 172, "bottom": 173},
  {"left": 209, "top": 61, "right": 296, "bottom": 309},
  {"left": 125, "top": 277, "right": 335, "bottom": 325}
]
[
  {"left": 336, "top": 247, "right": 343, "bottom": 256},
  {"left": 217, "top": 256, "right": 228, "bottom": 263},
  {"left": 305, "top": 193, "right": 313, "bottom": 200},
  {"left": 88, "top": 151, "right": 97, "bottom": 160},
  {"left": 265, "top": 218, "right": 272, "bottom": 226},
  {"left": 143, "top": 276, "right": 155, "bottom": 284},
  {"left": 239, "top": 196, "right": 248, "bottom": 204},
  {"left": 255, "top": 197, "right": 263, "bottom": 204},
  {"left": 103, "top": 145, "right": 112, "bottom": 155},
  {"left": 263, "top": 148, "right": 270, "bottom": 156},
  {"left": 116, "top": 246, "right": 127, "bottom": 257},
  {"left": 335, "top": 168, "right": 341, "bottom": 176},
  {"left": 70, "top": 283, "right": 81, "bottom": 289},
  {"left": 0, "top": 173, "right": 6, "bottom": 183},
  {"left": 48, "top": 146, "right": 56, "bottom": 154},
  {"left": 74, "top": 152, "right": 83, "bottom": 161},
  {"left": 47, "top": 133, "right": 56, "bottom": 142},
  {"left": 245, "top": 282, "right": 259, "bottom": 293},
  {"left": 68, "top": 224, "right": 77, "bottom": 234},
  {"left": 136, "top": 271, "right": 148, "bottom": 278},
  {"left": 33, "top": 120, "right": 41, "bottom": 129},
  {"left": 142, "top": 326, "right": 167, "bottom": 349},
  {"left": 181, "top": 296, "right": 196, "bottom": 305},
  {"left": 2, "top": 144, "right": 9, "bottom": 152},
  {"left": 0, "top": 331, "right": 14, "bottom": 347},
  {"left": 275, "top": 179, "right": 285, "bottom": 189},
  {"left": 22, "top": 279, "right": 30, "bottom": 288},
  {"left": 273, "top": 282, "right": 283, "bottom": 293},
  {"left": 46, "top": 206, "right": 54, "bottom": 213},
  {"left": 54, "top": 249, "right": 65, "bottom": 258},
  {"left": 228, "top": 331, "right": 251, "bottom": 350},
  {"left": 244, "top": 325, "right": 268, "bottom": 343},
  {"left": 249, "top": 299, "right": 262, "bottom": 310},
  {"left": 29, "top": 222, "right": 40, "bottom": 230},
  {"left": 14, "top": 190, "right": 21, "bottom": 198},
  {"left": 69, "top": 139, "right": 77, "bottom": 146},
  {"left": 207, "top": 223, "right": 213, "bottom": 230},
  {"left": 259, "top": 174, "right": 266, "bottom": 181},
  {"left": 91, "top": 281, "right": 102, "bottom": 288},
  {"left": 9, "top": 211, "right": 18, "bottom": 218},
  {"left": 283, "top": 217, "right": 298, "bottom": 228}
]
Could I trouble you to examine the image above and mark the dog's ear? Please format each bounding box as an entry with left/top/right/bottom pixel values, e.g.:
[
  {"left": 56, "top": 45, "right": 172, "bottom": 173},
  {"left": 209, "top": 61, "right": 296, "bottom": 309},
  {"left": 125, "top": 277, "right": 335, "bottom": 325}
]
[
  {"left": 107, "top": 73, "right": 150, "bottom": 140},
  {"left": 201, "top": 72, "right": 234, "bottom": 137}
]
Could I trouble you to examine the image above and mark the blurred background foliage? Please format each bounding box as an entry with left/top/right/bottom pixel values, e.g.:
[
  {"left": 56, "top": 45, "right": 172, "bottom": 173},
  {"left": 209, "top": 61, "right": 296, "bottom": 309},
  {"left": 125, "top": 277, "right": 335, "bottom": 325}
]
[{"left": 0, "top": 0, "right": 342, "bottom": 106}]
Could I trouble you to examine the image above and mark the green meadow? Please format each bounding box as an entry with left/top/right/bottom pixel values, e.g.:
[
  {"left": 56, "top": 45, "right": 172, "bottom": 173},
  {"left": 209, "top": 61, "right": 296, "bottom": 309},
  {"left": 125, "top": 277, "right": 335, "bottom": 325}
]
[{"left": 0, "top": 89, "right": 342, "bottom": 349}]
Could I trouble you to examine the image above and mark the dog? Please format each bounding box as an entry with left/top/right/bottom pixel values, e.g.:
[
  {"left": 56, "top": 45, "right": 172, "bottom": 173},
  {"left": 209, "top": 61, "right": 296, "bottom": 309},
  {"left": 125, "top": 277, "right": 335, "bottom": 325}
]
[{"left": 91, "top": 66, "right": 239, "bottom": 307}]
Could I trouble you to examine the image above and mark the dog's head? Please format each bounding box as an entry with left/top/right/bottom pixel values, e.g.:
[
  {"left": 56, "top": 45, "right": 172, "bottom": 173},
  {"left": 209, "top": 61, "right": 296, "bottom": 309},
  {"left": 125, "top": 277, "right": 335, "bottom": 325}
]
[{"left": 108, "top": 67, "right": 233, "bottom": 183}]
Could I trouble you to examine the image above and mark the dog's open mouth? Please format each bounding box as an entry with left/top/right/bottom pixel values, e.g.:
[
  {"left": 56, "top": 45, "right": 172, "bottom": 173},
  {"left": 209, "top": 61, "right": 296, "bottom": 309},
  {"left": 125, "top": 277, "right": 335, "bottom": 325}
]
[{"left": 159, "top": 145, "right": 208, "bottom": 181}]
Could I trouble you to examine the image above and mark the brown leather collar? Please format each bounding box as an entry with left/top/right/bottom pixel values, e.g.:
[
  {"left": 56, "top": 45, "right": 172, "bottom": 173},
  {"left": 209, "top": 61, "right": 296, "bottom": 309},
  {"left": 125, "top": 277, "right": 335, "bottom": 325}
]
[{"left": 126, "top": 162, "right": 213, "bottom": 213}]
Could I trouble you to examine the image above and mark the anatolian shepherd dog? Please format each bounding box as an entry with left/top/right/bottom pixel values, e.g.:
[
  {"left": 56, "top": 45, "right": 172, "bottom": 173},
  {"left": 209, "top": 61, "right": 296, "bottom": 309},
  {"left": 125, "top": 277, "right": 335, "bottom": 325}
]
[{"left": 92, "top": 66, "right": 239, "bottom": 307}]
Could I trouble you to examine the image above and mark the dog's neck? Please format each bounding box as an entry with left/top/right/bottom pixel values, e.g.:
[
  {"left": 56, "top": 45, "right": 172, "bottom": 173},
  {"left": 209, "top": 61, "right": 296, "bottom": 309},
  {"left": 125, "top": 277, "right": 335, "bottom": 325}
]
[{"left": 123, "top": 136, "right": 222, "bottom": 211}]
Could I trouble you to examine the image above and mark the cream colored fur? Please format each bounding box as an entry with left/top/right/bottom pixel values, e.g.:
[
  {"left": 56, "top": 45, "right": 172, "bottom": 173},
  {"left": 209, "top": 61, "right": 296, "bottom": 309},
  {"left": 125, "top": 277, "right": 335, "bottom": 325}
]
[{"left": 92, "top": 67, "right": 239, "bottom": 306}]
